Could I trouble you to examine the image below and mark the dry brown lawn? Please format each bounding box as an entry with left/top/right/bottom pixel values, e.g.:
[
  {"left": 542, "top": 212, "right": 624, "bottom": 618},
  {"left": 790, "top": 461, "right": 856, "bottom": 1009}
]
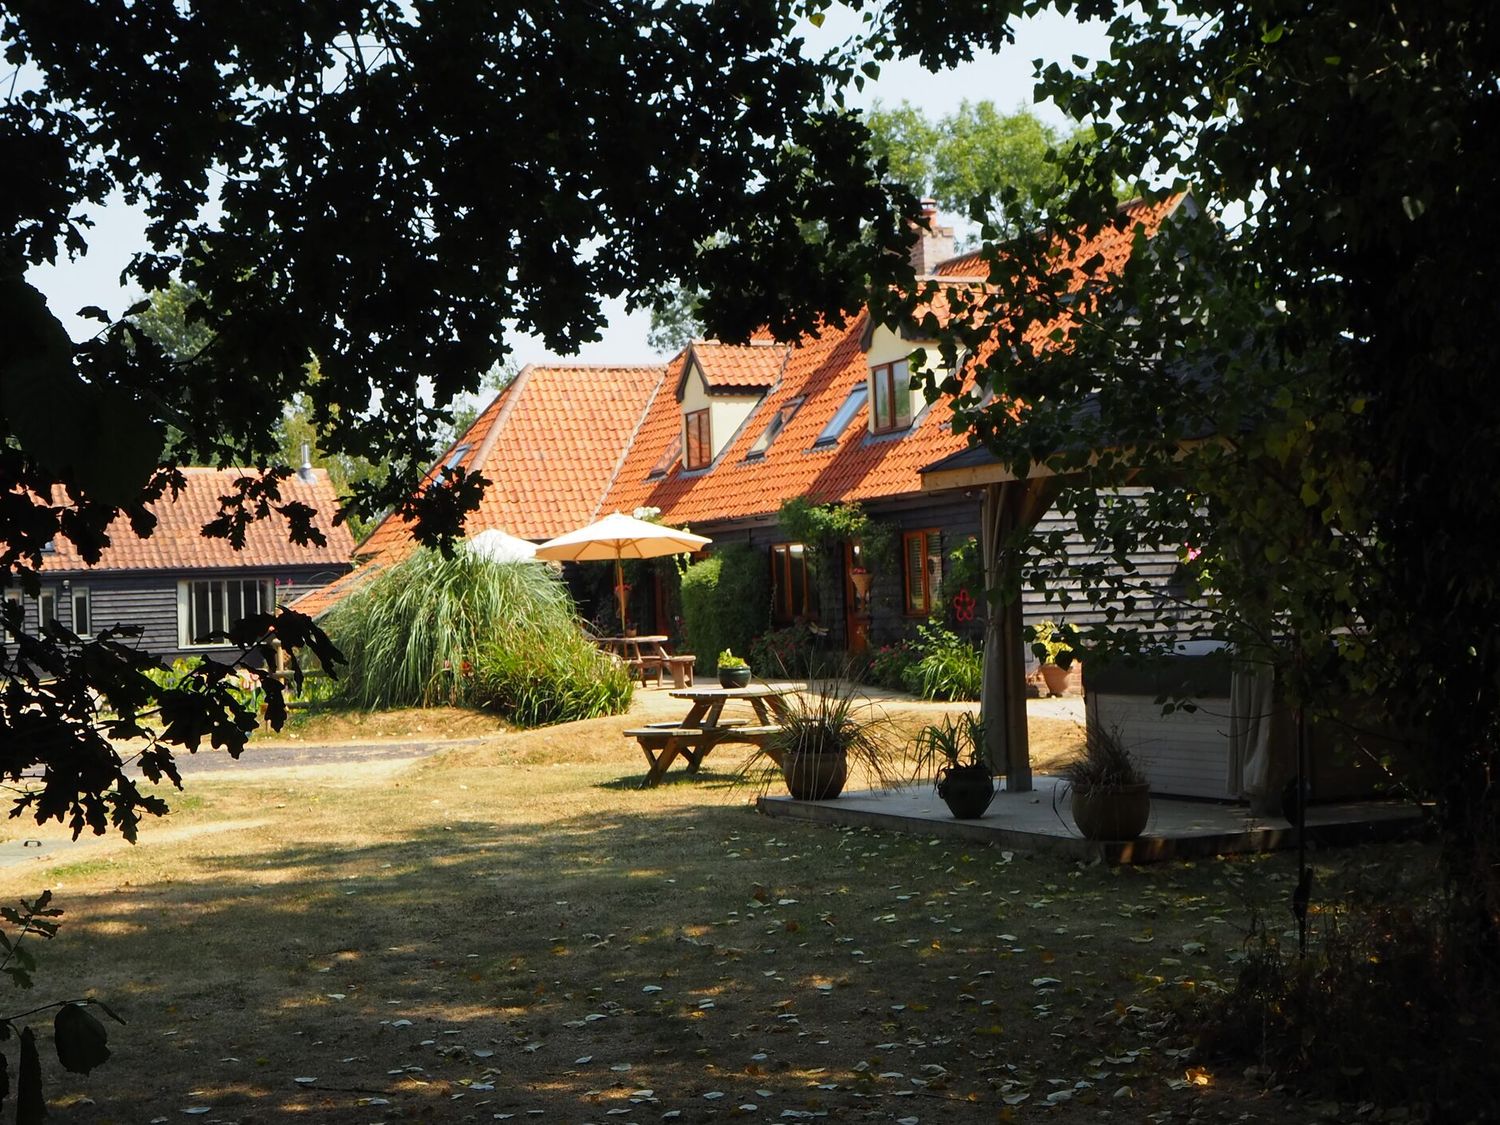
[{"left": 1, "top": 689, "right": 1411, "bottom": 1123}]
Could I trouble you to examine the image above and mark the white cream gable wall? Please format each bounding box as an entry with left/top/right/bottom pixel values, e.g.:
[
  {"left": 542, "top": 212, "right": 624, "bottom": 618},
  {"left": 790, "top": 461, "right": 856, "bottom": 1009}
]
[{"left": 679, "top": 360, "right": 761, "bottom": 464}]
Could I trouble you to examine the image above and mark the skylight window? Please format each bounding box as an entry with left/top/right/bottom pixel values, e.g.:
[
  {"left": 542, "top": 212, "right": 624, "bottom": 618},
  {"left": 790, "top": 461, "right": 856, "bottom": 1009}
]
[
  {"left": 747, "top": 397, "right": 805, "bottom": 459},
  {"left": 432, "top": 442, "right": 472, "bottom": 486},
  {"left": 647, "top": 433, "right": 682, "bottom": 479},
  {"left": 813, "top": 385, "right": 868, "bottom": 447}
]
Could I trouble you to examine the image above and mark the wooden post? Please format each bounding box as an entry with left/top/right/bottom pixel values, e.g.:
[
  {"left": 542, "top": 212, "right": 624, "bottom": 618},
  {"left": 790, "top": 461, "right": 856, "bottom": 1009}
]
[{"left": 979, "top": 477, "right": 1062, "bottom": 791}]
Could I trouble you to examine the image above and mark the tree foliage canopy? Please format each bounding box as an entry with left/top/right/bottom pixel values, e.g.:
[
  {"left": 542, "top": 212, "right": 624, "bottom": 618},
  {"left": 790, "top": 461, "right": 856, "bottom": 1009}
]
[
  {"left": 865, "top": 99, "right": 1081, "bottom": 233},
  {"left": 870, "top": 0, "right": 1500, "bottom": 955},
  {"left": 1, "top": 0, "right": 914, "bottom": 839}
]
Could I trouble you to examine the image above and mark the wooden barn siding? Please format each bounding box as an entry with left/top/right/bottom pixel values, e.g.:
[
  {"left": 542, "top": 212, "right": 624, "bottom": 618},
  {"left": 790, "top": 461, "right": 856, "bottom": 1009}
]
[
  {"left": 8, "top": 566, "right": 348, "bottom": 665},
  {"left": 1086, "top": 691, "right": 1237, "bottom": 799},
  {"left": 699, "top": 487, "right": 1183, "bottom": 652}
]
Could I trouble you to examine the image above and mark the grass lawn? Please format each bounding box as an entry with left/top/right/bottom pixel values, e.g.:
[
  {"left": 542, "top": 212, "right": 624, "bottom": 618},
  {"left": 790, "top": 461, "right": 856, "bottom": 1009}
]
[{"left": 2, "top": 694, "right": 1420, "bottom": 1123}]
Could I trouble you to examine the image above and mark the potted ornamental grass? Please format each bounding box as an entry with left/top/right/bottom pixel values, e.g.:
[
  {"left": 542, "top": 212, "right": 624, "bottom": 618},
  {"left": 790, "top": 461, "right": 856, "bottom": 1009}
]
[
  {"left": 717, "top": 649, "right": 752, "bottom": 689},
  {"left": 757, "top": 676, "right": 895, "bottom": 801},
  {"left": 1060, "top": 724, "right": 1151, "bottom": 840},
  {"left": 912, "top": 712, "right": 995, "bottom": 819}
]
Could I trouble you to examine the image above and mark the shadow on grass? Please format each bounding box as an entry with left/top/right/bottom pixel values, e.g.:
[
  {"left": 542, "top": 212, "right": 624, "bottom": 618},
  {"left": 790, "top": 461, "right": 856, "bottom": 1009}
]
[
  {"left": 22, "top": 784, "right": 1368, "bottom": 1125},
  {"left": 31, "top": 801, "right": 1009, "bottom": 1122},
  {"left": 592, "top": 767, "right": 747, "bottom": 792}
]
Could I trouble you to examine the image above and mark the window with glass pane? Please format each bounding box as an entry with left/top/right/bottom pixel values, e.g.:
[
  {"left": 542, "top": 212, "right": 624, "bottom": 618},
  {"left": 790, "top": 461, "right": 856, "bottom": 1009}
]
[
  {"left": 814, "top": 384, "right": 868, "bottom": 446},
  {"left": 38, "top": 590, "right": 58, "bottom": 629},
  {"left": 771, "top": 543, "right": 813, "bottom": 623},
  {"left": 72, "top": 587, "right": 90, "bottom": 636},
  {"left": 903, "top": 529, "right": 942, "bottom": 615},
  {"left": 869, "top": 360, "right": 911, "bottom": 433},
  {"left": 684, "top": 409, "right": 712, "bottom": 469},
  {"left": 182, "top": 578, "right": 273, "bottom": 646}
]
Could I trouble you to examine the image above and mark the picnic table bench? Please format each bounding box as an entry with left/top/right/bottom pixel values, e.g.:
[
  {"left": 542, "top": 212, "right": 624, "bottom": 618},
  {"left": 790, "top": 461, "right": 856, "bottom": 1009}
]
[{"left": 625, "top": 685, "right": 794, "bottom": 786}]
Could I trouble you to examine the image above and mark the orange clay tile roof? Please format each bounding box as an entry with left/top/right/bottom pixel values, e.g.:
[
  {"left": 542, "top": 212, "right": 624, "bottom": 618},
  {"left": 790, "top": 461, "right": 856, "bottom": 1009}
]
[
  {"left": 935, "top": 195, "right": 1183, "bottom": 279},
  {"left": 684, "top": 341, "right": 790, "bottom": 392},
  {"left": 289, "top": 558, "right": 384, "bottom": 617},
  {"left": 36, "top": 468, "right": 355, "bottom": 574},
  {"left": 604, "top": 195, "right": 1187, "bottom": 527},
  {"left": 353, "top": 364, "right": 667, "bottom": 563},
  {"left": 604, "top": 310, "right": 971, "bottom": 524}
]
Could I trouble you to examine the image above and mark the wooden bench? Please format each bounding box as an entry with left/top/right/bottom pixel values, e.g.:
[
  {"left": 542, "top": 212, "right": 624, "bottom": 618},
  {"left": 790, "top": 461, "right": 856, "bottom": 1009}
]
[
  {"left": 664, "top": 654, "right": 696, "bottom": 688},
  {"left": 623, "top": 724, "right": 786, "bottom": 786}
]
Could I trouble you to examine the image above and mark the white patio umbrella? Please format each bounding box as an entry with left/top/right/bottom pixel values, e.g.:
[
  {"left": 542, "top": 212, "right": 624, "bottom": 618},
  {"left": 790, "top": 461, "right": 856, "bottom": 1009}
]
[
  {"left": 534, "top": 512, "right": 711, "bottom": 631},
  {"left": 467, "top": 527, "right": 538, "bottom": 564}
]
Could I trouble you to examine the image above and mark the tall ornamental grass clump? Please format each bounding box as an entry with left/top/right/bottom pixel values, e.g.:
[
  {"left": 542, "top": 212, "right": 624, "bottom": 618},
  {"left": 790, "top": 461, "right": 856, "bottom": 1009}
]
[{"left": 322, "top": 547, "right": 631, "bottom": 724}]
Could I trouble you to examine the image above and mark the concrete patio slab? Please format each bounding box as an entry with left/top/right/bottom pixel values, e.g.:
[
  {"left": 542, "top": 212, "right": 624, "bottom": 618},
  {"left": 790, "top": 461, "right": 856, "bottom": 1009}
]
[{"left": 757, "top": 775, "right": 1426, "bottom": 864}]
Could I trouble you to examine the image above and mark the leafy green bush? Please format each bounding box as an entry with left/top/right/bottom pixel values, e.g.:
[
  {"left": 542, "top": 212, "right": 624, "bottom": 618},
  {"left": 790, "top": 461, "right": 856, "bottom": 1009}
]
[
  {"left": 471, "top": 641, "right": 633, "bottom": 727},
  {"left": 865, "top": 636, "right": 920, "bottom": 692},
  {"left": 679, "top": 543, "right": 769, "bottom": 671},
  {"left": 905, "top": 624, "right": 983, "bottom": 701},
  {"left": 322, "top": 546, "right": 631, "bottom": 724},
  {"left": 749, "top": 622, "right": 823, "bottom": 678}
]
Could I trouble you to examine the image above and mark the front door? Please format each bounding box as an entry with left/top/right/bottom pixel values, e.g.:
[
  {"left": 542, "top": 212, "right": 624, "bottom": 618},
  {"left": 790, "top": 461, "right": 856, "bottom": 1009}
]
[{"left": 843, "top": 540, "right": 870, "bottom": 653}]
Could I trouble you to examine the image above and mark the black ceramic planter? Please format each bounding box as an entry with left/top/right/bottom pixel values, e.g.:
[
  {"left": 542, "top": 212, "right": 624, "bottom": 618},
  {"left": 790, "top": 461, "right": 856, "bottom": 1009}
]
[
  {"left": 718, "top": 666, "right": 752, "bottom": 689},
  {"left": 936, "top": 765, "right": 996, "bottom": 819}
]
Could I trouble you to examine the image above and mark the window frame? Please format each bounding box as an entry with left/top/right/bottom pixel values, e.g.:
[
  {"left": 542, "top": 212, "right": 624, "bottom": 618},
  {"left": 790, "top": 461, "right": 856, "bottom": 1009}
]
[
  {"left": 683, "top": 408, "right": 712, "bottom": 470},
  {"left": 71, "top": 586, "right": 91, "bottom": 637},
  {"left": 177, "top": 577, "right": 276, "bottom": 648},
  {"left": 902, "top": 529, "right": 943, "bottom": 617},
  {"left": 869, "top": 360, "right": 912, "bottom": 434},
  {"left": 814, "top": 384, "right": 869, "bottom": 447},
  {"left": 38, "top": 588, "right": 59, "bottom": 631},
  {"left": 770, "top": 542, "right": 813, "bottom": 625},
  {"left": 746, "top": 396, "right": 805, "bottom": 459}
]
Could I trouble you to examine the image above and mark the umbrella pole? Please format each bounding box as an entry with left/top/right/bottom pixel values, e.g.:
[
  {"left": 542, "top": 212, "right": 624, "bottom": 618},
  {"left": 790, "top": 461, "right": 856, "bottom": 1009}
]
[{"left": 615, "top": 556, "right": 628, "bottom": 632}]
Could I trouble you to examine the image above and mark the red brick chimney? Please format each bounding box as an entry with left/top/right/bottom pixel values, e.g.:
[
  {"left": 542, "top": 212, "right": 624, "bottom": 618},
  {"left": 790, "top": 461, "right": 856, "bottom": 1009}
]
[{"left": 909, "top": 198, "right": 955, "bottom": 276}]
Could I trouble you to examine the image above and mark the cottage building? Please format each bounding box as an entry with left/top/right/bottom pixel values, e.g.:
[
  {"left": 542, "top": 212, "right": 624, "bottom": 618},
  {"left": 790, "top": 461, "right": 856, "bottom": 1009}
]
[
  {"left": 308, "top": 198, "right": 1192, "bottom": 676},
  {"left": 10, "top": 467, "right": 354, "bottom": 662}
]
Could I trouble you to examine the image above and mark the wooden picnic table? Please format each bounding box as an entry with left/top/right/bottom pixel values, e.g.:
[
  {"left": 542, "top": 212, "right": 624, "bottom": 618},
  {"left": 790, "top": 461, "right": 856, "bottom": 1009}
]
[
  {"left": 624, "top": 684, "right": 795, "bottom": 786},
  {"left": 595, "top": 635, "right": 697, "bottom": 688}
]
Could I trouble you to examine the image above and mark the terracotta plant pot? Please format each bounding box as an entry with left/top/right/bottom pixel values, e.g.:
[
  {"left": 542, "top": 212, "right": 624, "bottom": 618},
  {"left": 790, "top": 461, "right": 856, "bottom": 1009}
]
[
  {"left": 1069, "top": 782, "right": 1151, "bottom": 841},
  {"left": 719, "top": 666, "right": 752, "bottom": 689},
  {"left": 1040, "top": 663, "right": 1070, "bottom": 697},
  {"left": 782, "top": 750, "right": 848, "bottom": 800},
  {"left": 936, "top": 764, "right": 995, "bottom": 819}
]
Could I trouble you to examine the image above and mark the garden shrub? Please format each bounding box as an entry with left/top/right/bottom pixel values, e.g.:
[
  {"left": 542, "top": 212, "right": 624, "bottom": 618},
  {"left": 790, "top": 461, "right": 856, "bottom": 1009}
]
[
  {"left": 1197, "top": 894, "right": 1500, "bottom": 1121},
  {"left": 680, "top": 543, "right": 769, "bottom": 670},
  {"left": 865, "top": 635, "right": 920, "bottom": 692},
  {"left": 905, "top": 624, "right": 983, "bottom": 701},
  {"left": 322, "top": 546, "right": 632, "bottom": 724},
  {"left": 471, "top": 640, "right": 633, "bottom": 727},
  {"left": 750, "top": 622, "right": 847, "bottom": 678}
]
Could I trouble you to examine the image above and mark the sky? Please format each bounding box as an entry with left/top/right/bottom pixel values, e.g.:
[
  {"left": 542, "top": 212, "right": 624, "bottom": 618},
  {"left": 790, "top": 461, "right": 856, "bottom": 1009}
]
[{"left": 27, "top": 7, "right": 1111, "bottom": 369}]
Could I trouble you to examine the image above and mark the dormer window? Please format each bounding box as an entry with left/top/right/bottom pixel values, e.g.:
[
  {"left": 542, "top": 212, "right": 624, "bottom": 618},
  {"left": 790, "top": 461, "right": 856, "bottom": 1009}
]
[
  {"left": 870, "top": 360, "right": 913, "bottom": 434},
  {"left": 684, "top": 409, "right": 712, "bottom": 470}
]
